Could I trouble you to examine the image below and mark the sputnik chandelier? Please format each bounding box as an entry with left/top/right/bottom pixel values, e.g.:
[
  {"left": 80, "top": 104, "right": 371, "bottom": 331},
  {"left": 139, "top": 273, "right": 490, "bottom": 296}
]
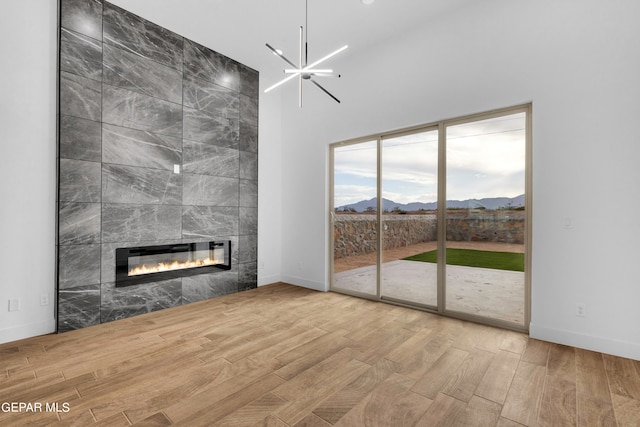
[{"left": 264, "top": 0, "right": 348, "bottom": 107}]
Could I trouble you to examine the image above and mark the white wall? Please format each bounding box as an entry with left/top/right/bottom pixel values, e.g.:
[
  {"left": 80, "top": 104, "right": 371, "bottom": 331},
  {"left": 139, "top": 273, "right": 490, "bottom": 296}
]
[
  {"left": 278, "top": 0, "right": 640, "bottom": 359},
  {"left": 0, "top": 1, "right": 58, "bottom": 343},
  {"left": 257, "top": 86, "right": 284, "bottom": 286}
]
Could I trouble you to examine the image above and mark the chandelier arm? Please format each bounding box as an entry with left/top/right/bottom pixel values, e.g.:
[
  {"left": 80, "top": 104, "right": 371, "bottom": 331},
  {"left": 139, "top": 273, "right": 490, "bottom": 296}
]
[
  {"left": 309, "top": 73, "right": 341, "bottom": 78},
  {"left": 264, "top": 73, "right": 298, "bottom": 93},
  {"left": 265, "top": 43, "right": 298, "bottom": 69},
  {"left": 310, "top": 79, "right": 341, "bottom": 103},
  {"left": 306, "top": 45, "right": 349, "bottom": 69},
  {"left": 299, "top": 26, "right": 303, "bottom": 107}
]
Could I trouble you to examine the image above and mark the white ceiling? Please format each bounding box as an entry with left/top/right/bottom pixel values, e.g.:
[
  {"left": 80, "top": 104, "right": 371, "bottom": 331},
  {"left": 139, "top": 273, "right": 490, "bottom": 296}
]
[{"left": 108, "top": 0, "right": 472, "bottom": 82}]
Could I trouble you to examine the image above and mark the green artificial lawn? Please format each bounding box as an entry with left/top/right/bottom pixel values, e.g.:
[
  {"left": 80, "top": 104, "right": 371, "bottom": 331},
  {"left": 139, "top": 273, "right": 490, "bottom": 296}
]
[{"left": 403, "top": 248, "right": 524, "bottom": 272}]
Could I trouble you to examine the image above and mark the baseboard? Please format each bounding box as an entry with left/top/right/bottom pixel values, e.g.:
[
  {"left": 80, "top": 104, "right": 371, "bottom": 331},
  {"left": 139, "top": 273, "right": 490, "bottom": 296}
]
[
  {"left": 0, "top": 319, "right": 56, "bottom": 345},
  {"left": 280, "top": 275, "right": 327, "bottom": 292},
  {"left": 258, "top": 274, "right": 282, "bottom": 287},
  {"left": 530, "top": 323, "right": 640, "bottom": 360}
]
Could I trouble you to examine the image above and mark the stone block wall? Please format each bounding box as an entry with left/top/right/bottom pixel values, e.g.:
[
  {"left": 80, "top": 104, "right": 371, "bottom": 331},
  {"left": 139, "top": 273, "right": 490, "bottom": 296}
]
[
  {"left": 445, "top": 211, "right": 525, "bottom": 244},
  {"left": 334, "top": 212, "right": 524, "bottom": 258},
  {"left": 57, "top": 0, "right": 258, "bottom": 332},
  {"left": 333, "top": 215, "right": 438, "bottom": 259}
]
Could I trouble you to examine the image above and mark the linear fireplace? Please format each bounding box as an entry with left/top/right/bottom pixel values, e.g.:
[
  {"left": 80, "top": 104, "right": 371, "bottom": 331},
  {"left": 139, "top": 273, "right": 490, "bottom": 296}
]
[{"left": 115, "top": 241, "right": 231, "bottom": 287}]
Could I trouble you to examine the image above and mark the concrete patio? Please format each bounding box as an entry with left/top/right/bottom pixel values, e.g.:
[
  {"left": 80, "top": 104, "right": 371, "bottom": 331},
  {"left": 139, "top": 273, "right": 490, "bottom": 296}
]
[{"left": 332, "top": 242, "right": 525, "bottom": 325}]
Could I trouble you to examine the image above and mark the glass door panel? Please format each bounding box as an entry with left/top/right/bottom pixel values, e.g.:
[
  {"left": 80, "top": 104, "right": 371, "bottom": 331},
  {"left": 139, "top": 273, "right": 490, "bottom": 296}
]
[
  {"left": 331, "top": 140, "right": 378, "bottom": 296},
  {"left": 445, "top": 112, "right": 526, "bottom": 326},
  {"left": 381, "top": 130, "right": 438, "bottom": 307}
]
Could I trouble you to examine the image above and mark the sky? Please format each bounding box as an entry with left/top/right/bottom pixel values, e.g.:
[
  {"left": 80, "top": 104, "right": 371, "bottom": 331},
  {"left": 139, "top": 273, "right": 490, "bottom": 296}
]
[{"left": 333, "top": 112, "right": 526, "bottom": 207}]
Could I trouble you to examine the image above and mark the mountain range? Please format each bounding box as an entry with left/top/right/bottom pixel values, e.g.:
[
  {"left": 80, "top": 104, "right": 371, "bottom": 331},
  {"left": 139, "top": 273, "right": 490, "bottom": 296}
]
[{"left": 337, "top": 194, "right": 525, "bottom": 212}]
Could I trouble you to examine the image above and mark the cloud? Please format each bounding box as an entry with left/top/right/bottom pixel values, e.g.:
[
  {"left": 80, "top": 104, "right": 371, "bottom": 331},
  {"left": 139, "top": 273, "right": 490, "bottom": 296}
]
[{"left": 332, "top": 112, "right": 527, "bottom": 204}]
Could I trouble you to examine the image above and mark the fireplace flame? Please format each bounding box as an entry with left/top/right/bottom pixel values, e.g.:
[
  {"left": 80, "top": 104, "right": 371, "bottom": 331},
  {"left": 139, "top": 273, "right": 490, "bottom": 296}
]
[{"left": 129, "top": 257, "right": 221, "bottom": 276}]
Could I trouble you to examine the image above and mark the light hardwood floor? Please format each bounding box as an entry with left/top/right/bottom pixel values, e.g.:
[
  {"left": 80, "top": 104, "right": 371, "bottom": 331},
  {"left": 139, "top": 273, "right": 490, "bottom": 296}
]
[{"left": 1, "top": 283, "right": 639, "bottom": 426}]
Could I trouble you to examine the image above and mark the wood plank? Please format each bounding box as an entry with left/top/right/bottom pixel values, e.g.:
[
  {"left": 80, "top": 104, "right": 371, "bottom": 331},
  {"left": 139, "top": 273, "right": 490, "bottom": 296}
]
[
  {"left": 250, "top": 415, "right": 289, "bottom": 427},
  {"left": 610, "top": 393, "right": 640, "bottom": 427},
  {"left": 414, "top": 392, "right": 467, "bottom": 426},
  {"left": 475, "top": 349, "right": 521, "bottom": 405},
  {"left": 546, "top": 344, "right": 576, "bottom": 381},
  {"left": 538, "top": 375, "right": 576, "bottom": 427},
  {"left": 410, "top": 347, "right": 469, "bottom": 399},
  {"left": 273, "top": 348, "right": 370, "bottom": 425},
  {"left": 274, "top": 330, "right": 352, "bottom": 381},
  {"left": 212, "top": 393, "right": 288, "bottom": 426},
  {"left": 441, "top": 348, "right": 494, "bottom": 403},
  {"left": 350, "top": 323, "right": 414, "bottom": 364},
  {"left": 501, "top": 360, "right": 546, "bottom": 426},
  {"left": 334, "top": 373, "right": 432, "bottom": 427},
  {"left": 312, "top": 358, "right": 397, "bottom": 424},
  {"left": 521, "top": 339, "right": 551, "bottom": 366},
  {"left": 457, "top": 395, "right": 502, "bottom": 426},
  {"left": 572, "top": 348, "right": 617, "bottom": 426},
  {"left": 500, "top": 331, "right": 528, "bottom": 354},
  {"left": 388, "top": 332, "right": 453, "bottom": 380},
  {"left": 291, "top": 413, "right": 333, "bottom": 427},
  {"left": 165, "top": 373, "right": 286, "bottom": 425},
  {"left": 603, "top": 354, "right": 640, "bottom": 400}
]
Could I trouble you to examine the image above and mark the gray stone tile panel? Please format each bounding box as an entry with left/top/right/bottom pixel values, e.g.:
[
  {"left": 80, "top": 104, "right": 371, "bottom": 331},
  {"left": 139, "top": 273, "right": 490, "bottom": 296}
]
[
  {"left": 59, "top": 158, "right": 101, "bottom": 203},
  {"left": 183, "top": 74, "right": 239, "bottom": 119},
  {"left": 103, "top": 2, "right": 183, "bottom": 70},
  {"left": 60, "top": 0, "right": 103, "bottom": 41},
  {"left": 60, "top": 71, "right": 101, "bottom": 121},
  {"left": 239, "top": 179, "right": 258, "bottom": 208},
  {"left": 239, "top": 63, "right": 259, "bottom": 99},
  {"left": 57, "top": 0, "right": 258, "bottom": 331},
  {"left": 102, "top": 123, "right": 181, "bottom": 170},
  {"left": 239, "top": 122, "right": 258, "bottom": 153},
  {"left": 239, "top": 151, "right": 258, "bottom": 181},
  {"left": 57, "top": 284, "right": 101, "bottom": 333},
  {"left": 100, "top": 280, "right": 182, "bottom": 323},
  {"left": 182, "top": 140, "right": 239, "bottom": 178},
  {"left": 59, "top": 202, "right": 101, "bottom": 245},
  {"left": 183, "top": 174, "right": 239, "bottom": 207},
  {"left": 238, "top": 234, "right": 257, "bottom": 264},
  {"left": 239, "top": 207, "right": 258, "bottom": 236},
  {"left": 238, "top": 262, "right": 258, "bottom": 292},
  {"left": 102, "top": 204, "right": 182, "bottom": 243},
  {"left": 184, "top": 39, "right": 239, "bottom": 91},
  {"left": 102, "top": 164, "right": 182, "bottom": 205},
  {"left": 103, "top": 44, "right": 182, "bottom": 104},
  {"left": 102, "top": 85, "right": 182, "bottom": 137},
  {"left": 183, "top": 106, "right": 239, "bottom": 149},
  {"left": 182, "top": 269, "right": 239, "bottom": 304},
  {"left": 58, "top": 244, "right": 101, "bottom": 289},
  {"left": 60, "top": 115, "right": 101, "bottom": 162},
  {"left": 182, "top": 206, "right": 239, "bottom": 240},
  {"left": 240, "top": 93, "right": 258, "bottom": 130},
  {"left": 60, "top": 28, "right": 103, "bottom": 81}
]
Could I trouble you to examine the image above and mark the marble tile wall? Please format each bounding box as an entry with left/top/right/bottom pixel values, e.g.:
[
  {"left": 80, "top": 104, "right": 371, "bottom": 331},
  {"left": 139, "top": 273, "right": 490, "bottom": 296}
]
[{"left": 57, "top": 0, "right": 259, "bottom": 332}]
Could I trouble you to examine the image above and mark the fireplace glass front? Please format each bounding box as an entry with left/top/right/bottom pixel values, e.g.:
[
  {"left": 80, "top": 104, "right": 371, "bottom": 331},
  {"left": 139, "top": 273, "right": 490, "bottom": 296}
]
[{"left": 115, "top": 241, "right": 231, "bottom": 287}]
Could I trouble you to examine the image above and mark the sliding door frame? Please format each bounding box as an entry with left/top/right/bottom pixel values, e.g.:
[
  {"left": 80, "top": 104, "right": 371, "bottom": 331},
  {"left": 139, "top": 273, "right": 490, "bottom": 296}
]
[{"left": 329, "top": 103, "right": 532, "bottom": 333}]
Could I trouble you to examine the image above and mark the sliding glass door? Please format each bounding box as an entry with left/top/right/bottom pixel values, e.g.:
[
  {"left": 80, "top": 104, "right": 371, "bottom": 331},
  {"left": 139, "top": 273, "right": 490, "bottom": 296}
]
[
  {"left": 330, "top": 106, "right": 530, "bottom": 331},
  {"left": 330, "top": 140, "right": 379, "bottom": 297},
  {"left": 380, "top": 129, "right": 438, "bottom": 308},
  {"left": 444, "top": 112, "right": 527, "bottom": 326}
]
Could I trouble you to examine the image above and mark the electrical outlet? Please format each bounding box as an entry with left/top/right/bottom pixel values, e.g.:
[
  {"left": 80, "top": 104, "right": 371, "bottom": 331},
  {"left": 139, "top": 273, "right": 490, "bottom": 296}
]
[
  {"left": 576, "top": 303, "right": 586, "bottom": 317},
  {"left": 40, "top": 294, "right": 49, "bottom": 306},
  {"left": 8, "top": 299, "right": 20, "bottom": 312}
]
